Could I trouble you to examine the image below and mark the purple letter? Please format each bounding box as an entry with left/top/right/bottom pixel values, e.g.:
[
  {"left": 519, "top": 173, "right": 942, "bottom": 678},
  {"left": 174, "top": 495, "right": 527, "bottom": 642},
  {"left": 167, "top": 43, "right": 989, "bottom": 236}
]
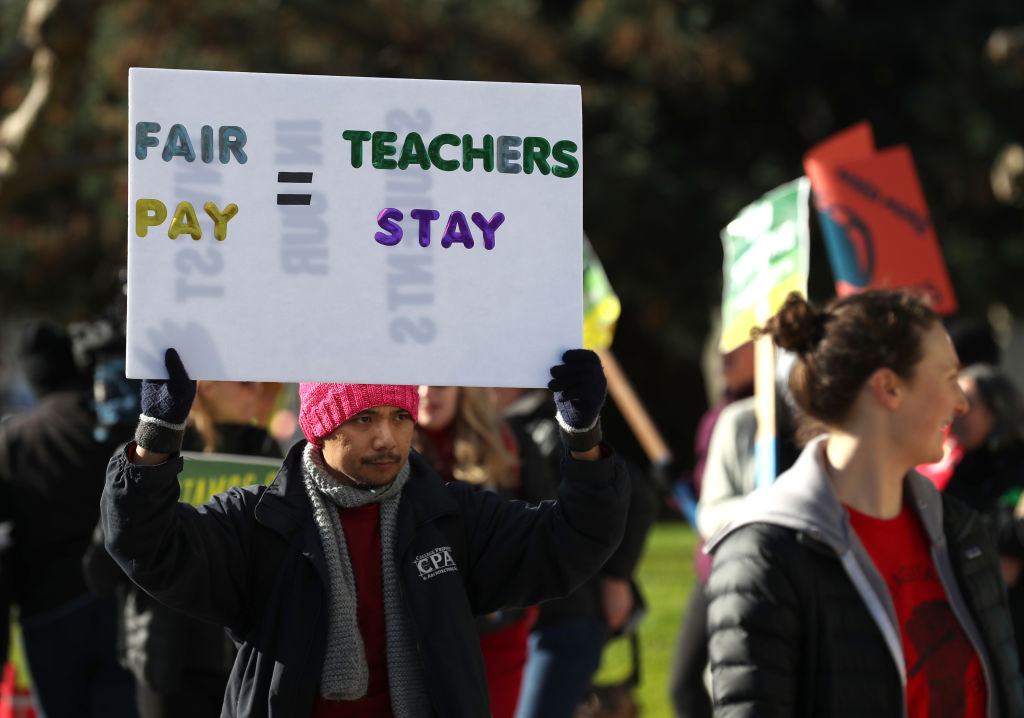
[
  {"left": 470, "top": 212, "right": 505, "bottom": 250},
  {"left": 375, "top": 208, "right": 403, "bottom": 246},
  {"left": 440, "top": 211, "right": 474, "bottom": 249},
  {"left": 410, "top": 209, "right": 440, "bottom": 247}
]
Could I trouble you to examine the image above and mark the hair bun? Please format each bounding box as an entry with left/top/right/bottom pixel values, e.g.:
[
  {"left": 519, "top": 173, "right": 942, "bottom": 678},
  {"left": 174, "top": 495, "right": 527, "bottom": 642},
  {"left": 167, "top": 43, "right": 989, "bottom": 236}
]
[{"left": 763, "top": 292, "right": 826, "bottom": 354}]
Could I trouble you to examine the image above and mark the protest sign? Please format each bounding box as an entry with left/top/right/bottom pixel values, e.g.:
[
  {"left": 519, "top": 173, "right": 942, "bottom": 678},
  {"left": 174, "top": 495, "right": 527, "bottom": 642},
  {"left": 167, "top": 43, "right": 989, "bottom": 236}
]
[
  {"left": 720, "top": 178, "right": 810, "bottom": 487},
  {"left": 803, "top": 121, "right": 957, "bottom": 314},
  {"left": 127, "top": 68, "right": 583, "bottom": 387},
  {"left": 578, "top": 235, "right": 671, "bottom": 465},
  {"left": 178, "top": 451, "right": 281, "bottom": 506},
  {"left": 719, "top": 177, "right": 811, "bottom": 353},
  {"left": 582, "top": 234, "right": 620, "bottom": 352}
]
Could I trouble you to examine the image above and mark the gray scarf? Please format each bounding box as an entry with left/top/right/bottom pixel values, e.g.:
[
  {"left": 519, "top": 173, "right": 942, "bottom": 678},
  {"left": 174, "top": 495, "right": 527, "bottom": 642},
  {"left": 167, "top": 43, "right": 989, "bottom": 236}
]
[{"left": 301, "top": 444, "right": 431, "bottom": 716}]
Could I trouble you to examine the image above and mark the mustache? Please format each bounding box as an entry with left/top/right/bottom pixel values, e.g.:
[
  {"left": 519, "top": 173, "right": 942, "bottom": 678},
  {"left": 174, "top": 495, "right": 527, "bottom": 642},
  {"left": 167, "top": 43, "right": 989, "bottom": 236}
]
[{"left": 361, "top": 452, "right": 403, "bottom": 465}]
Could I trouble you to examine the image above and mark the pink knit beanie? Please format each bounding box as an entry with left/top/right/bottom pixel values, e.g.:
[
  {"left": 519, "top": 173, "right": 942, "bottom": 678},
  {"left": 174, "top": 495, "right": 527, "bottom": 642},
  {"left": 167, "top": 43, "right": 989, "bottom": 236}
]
[{"left": 298, "top": 383, "right": 420, "bottom": 446}]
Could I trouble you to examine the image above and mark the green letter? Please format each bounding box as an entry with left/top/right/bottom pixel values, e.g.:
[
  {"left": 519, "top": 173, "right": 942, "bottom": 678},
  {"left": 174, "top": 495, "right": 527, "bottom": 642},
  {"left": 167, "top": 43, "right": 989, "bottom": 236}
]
[
  {"left": 552, "top": 140, "right": 579, "bottom": 178},
  {"left": 427, "top": 134, "right": 460, "bottom": 172},
  {"left": 372, "top": 131, "right": 399, "bottom": 170},
  {"left": 162, "top": 124, "right": 196, "bottom": 162},
  {"left": 397, "top": 132, "right": 430, "bottom": 170},
  {"left": 523, "top": 137, "right": 551, "bottom": 175},
  {"left": 462, "top": 134, "right": 494, "bottom": 172},
  {"left": 342, "top": 130, "right": 371, "bottom": 168},
  {"left": 135, "top": 122, "right": 161, "bottom": 160},
  {"left": 219, "top": 126, "right": 248, "bottom": 164}
]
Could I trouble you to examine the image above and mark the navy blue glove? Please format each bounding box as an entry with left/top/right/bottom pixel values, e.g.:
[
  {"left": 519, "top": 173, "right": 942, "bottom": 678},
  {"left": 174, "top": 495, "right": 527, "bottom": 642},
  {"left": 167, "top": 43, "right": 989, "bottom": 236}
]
[
  {"left": 548, "top": 349, "right": 607, "bottom": 451},
  {"left": 135, "top": 348, "right": 197, "bottom": 454}
]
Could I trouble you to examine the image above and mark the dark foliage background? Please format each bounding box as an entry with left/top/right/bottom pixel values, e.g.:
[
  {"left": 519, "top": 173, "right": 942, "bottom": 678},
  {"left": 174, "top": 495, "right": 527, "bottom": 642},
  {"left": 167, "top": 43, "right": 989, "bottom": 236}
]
[{"left": 2, "top": 0, "right": 1023, "bottom": 468}]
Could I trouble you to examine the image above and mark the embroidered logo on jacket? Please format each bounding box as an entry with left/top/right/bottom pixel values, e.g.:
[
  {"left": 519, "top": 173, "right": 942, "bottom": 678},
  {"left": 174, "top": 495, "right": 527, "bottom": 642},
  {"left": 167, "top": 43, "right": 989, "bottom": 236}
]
[{"left": 414, "top": 546, "right": 458, "bottom": 580}]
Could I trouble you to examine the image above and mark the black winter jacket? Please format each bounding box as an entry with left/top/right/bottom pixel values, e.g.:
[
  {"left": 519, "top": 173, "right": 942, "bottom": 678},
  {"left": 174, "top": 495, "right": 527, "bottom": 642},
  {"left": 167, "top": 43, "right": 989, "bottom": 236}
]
[
  {"left": 84, "top": 424, "right": 283, "bottom": 693},
  {"left": 706, "top": 437, "right": 1024, "bottom": 718},
  {"left": 1, "top": 389, "right": 118, "bottom": 617},
  {"left": 502, "top": 391, "right": 657, "bottom": 628},
  {"left": 945, "top": 442, "right": 1024, "bottom": 675},
  {"left": 101, "top": 440, "right": 629, "bottom": 717}
]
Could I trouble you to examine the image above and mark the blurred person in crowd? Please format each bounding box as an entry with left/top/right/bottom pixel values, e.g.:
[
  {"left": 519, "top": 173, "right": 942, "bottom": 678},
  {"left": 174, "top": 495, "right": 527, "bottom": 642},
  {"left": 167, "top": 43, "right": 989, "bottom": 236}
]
[
  {"left": 690, "top": 341, "right": 756, "bottom": 500},
  {"left": 0, "top": 320, "right": 136, "bottom": 717},
  {"left": 693, "top": 350, "right": 801, "bottom": 541},
  {"left": 705, "top": 290, "right": 1024, "bottom": 717},
  {"left": 666, "top": 340, "right": 753, "bottom": 718},
  {"left": 101, "top": 348, "right": 630, "bottom": 717},
  {"left": 86, "top": 380, "right": 282, "bottom": 718},
  {"left": 1, "top": 481, "right": 11, "bottom": 662},
  {"left": 947, "top": 316, "right": 1002, "bottom": 368},
  {"left": 188, "top": 380, "right": 283, "bottom": 457},
  {"left": 945, "top": 365, "right": 1024, "bottom": 511},
  {"left": 671, "top": 346, "right": 800, "bottom": 717},
  {"left": 943, "top": 364, "right": 1024, "bottom": 664},
  {"left": 413, "top": 385, "right": 553, "bottom": 718},
  {"left": 493, "top": 385, "right": 656, "bottom": 718}
]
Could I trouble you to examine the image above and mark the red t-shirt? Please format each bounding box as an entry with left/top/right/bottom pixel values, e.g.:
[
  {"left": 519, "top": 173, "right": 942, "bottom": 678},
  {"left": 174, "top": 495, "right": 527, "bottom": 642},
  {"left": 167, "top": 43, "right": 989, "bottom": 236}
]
[
  {"left": 847, "top": 501, "right": 987, "bottom": 717},
  {"left": 312, "top": 504, "right": 393, "bottom": 718}
]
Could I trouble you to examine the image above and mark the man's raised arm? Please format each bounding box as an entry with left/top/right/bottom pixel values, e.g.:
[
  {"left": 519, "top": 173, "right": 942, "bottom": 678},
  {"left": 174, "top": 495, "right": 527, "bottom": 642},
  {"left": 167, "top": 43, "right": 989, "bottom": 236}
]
[
  {"left": 132, "top": 348, "right": 196, "bottom": 465},
  {"left": 548, "top": 348, "right": 606, "bottom": 462}
]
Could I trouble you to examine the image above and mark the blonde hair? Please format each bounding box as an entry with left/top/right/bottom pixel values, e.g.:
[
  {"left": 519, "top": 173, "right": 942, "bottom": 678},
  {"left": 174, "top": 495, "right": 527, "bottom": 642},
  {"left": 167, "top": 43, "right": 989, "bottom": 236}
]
[
  {"left": 415, "top": 387, "right": 518, "bottom": 490},
  {"left": 188, "top": 382, "right": 218, "bottom": 453}
]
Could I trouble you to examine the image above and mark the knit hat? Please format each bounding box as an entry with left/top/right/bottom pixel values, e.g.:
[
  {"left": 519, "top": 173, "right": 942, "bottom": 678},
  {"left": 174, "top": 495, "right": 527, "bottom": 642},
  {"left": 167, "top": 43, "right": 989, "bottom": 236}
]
[{"left": 299, "top": 383, "right": 420, "bottom": 446}]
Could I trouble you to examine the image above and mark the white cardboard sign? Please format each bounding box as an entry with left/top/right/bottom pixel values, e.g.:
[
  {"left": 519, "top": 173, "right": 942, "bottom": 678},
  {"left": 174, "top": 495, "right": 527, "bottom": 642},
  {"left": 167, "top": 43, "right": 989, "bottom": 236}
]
[{"left": 127, "top": 68, "right": 582, "bottom": 387}]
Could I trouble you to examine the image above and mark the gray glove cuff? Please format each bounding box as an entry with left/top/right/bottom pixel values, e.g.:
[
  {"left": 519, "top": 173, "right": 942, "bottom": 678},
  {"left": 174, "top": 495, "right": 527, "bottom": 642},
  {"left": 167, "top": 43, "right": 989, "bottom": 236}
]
[
  {"left": 135, "top": 414, "right": 187, "bottom": 455},
  {"left": 556, "top": 412, "right": 603, "bottom": 452}
]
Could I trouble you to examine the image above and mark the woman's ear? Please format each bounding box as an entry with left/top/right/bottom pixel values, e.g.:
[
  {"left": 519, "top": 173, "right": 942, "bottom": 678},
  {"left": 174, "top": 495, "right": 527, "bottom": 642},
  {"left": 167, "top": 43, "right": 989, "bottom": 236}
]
[{"left": 867, "top": 368, "right": 902, "bottom": 411}]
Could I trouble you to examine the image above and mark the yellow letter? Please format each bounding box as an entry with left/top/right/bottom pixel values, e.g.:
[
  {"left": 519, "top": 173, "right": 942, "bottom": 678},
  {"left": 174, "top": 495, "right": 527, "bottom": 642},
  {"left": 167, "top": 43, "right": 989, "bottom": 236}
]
[
  {"left": 204, "top": 202, "right": 239, "bottom": 241},
  {"left": 169, "top": 202, "right": 203, "bottom": 240},
  {"left": 135, "top": 199, "right": 167, "bottom": 237},
  {"left": 193, "top": 478, "right": 208, "bottom": 504}
]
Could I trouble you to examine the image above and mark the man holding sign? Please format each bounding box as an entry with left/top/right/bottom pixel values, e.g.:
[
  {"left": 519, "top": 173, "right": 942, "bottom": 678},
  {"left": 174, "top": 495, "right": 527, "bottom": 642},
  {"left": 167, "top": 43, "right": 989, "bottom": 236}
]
[{"left": 101, "top": 348, "right": 628, "bottom": 718}]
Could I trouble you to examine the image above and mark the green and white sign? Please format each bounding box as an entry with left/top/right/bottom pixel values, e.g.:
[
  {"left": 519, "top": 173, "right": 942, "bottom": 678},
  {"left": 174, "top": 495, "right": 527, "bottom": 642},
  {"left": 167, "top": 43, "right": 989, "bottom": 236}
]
[
  {"left": 720, "top": 177, "right": 810, "bottom": 352},
  {"left": 178, "top": 451, "right": 281, "bottom": 505}
]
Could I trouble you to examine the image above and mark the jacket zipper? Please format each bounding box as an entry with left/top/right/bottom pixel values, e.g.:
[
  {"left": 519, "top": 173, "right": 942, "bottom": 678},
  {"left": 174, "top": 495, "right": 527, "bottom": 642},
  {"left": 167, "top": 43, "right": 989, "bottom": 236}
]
[
  {"left": 838, "top": 547, "right": 908, "bottom": 718},
  {"left": 928, "top": 537, "right": 996, "bottom": 718}
]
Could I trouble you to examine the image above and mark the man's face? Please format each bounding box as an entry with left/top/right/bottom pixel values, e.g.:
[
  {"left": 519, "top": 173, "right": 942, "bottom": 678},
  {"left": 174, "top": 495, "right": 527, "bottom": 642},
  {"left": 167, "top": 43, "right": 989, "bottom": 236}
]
[{"left": 320, "top": 405, "right": 415, "bottom": 488}]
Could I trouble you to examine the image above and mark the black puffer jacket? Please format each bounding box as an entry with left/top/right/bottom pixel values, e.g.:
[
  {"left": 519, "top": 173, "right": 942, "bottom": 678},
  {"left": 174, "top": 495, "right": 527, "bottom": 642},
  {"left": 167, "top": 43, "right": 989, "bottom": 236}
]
[
  {"left": 945, "top": 442, "right": 1024, "bottom": 673},
  {"left": 706, "top": 437, "right": 1024, "bottom": 718}
]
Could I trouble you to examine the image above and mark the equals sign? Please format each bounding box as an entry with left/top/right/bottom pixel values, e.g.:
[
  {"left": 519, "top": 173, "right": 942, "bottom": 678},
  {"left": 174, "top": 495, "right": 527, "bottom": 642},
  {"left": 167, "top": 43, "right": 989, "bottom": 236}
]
[{"left": 277, "top": 171, "right": 313, "bottom": 205}]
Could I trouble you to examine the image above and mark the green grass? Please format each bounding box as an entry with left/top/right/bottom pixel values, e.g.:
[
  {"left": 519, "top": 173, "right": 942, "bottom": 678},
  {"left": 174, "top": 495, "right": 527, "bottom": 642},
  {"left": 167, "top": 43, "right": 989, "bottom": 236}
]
[{"left": 593, "top": 521, "right": 698, "bottom": 718}]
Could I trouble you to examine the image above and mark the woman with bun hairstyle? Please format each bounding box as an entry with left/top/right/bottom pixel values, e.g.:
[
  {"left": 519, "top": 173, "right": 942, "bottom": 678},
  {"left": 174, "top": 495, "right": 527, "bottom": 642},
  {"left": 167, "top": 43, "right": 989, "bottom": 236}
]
[{"left": 705, "top": 289, "right": 1024, "bottom": 717}]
